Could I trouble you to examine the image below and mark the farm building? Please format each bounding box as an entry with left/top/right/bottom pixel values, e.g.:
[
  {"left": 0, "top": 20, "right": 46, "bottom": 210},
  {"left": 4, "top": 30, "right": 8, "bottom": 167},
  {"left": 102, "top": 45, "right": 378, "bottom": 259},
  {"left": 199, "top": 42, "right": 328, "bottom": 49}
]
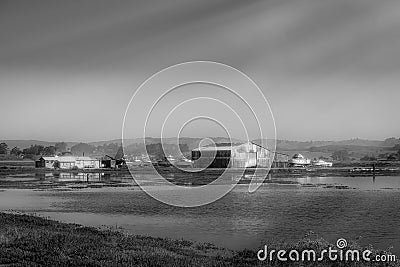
[
  {"left": 192, "top": 142, "right": 285, "bottom": 168},
  {"left": 35, "top": 156, "right": 100, "bottom": 169},
  {"left": 272, "top": 152, "right": 289, "bottom": 168}
]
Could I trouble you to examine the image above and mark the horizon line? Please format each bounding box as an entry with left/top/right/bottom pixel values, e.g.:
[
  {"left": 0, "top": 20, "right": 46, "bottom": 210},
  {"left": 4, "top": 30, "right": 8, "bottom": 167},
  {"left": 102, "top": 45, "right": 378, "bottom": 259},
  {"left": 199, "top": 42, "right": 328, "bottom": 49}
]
[{"left": 1, "top": 136, "right": 398, "bottom": 144}]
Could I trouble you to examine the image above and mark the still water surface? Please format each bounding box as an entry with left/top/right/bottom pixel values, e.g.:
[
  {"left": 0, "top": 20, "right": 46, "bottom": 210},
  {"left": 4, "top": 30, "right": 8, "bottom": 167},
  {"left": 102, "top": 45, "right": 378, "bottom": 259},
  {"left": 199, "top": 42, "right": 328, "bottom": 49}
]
[{"left": 1, "top": 175, "right": 400, "bottom": 254}]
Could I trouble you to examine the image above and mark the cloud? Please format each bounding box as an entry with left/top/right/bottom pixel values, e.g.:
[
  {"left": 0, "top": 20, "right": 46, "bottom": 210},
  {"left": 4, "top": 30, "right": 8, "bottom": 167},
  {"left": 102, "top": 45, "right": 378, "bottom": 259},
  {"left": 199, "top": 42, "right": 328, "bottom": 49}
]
[{"left": 0, "top": 0, "right": 399, "bottom": 140}]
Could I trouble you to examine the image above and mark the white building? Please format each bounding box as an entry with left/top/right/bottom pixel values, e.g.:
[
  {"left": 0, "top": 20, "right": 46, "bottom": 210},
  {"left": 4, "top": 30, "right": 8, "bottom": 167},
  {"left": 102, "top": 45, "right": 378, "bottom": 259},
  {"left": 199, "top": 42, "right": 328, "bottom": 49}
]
[
  {"left": 311, "top": 159, "right": 333, "bottom": 167},
  {"left": 288, "top": 154, "right": 311, "bottom": 167},
  {"left": 36, "top": 156, "right": 100, "bottom": 169}
]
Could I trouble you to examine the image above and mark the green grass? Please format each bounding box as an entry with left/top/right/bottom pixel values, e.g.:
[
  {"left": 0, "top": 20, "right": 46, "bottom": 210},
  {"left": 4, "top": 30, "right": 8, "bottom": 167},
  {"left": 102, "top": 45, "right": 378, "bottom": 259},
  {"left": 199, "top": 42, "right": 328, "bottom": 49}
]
[{"left": 0, "top": 212, "right": 398, "bottom": 266}]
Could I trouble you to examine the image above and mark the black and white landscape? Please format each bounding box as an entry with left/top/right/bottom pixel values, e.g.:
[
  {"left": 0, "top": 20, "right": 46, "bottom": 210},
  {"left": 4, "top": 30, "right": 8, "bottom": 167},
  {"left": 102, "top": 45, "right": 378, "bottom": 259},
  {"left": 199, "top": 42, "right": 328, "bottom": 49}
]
[{"left": 1, "top": 1, "right": 400, "bottom": 266}]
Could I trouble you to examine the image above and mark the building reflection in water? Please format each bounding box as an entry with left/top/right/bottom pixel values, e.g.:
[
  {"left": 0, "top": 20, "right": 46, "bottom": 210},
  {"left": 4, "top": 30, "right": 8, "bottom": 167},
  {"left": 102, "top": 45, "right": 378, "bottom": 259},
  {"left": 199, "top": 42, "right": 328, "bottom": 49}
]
[{"left": 34, "top": 172, "right": 135, "bottom": 183}]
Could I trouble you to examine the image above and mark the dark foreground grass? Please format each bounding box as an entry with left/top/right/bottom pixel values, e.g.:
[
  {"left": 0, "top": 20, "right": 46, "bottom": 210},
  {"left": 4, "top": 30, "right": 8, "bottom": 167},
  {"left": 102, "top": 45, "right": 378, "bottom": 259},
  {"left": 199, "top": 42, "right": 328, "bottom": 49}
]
[{"left": 0, "top": 212, "right": 398, "bottom": 267}]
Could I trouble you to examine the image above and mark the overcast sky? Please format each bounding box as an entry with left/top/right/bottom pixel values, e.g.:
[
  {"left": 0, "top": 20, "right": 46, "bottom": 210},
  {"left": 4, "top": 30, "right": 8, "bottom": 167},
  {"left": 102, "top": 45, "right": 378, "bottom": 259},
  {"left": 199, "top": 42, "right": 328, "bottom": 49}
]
[{"left": 1, "top": 0, "right": 399, "bottom": 142}]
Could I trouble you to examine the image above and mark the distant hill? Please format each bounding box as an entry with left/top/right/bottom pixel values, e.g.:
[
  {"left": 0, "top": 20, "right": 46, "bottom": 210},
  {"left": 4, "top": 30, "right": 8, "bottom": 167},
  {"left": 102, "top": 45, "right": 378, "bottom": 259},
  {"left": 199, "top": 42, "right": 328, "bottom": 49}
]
[
  {"left": 122, "top": 137, "right": 245, "bottom": 155},
  {"left": 90, "top": 137, "right": 244, "bottom": 150},
  {"left": 253, "top": 138, "right": 400, "bottom": 151},
  {"left": 382, "top": 137, "right": 400, "bottom": 147},
  {"left": 308, "top": 145, "right": 387, "bottom": 153},
  {"left": 274, "top": 139, "right": 386, "bottom": 151},
  {"left": 253, "top": 138, "right": 400, "bottom": 160},
  {"left": 0, "top": 140, "right": 78, "bottom": 149},
  {"left": 2, "top": 137, "right": 399, "bottom": 158}
]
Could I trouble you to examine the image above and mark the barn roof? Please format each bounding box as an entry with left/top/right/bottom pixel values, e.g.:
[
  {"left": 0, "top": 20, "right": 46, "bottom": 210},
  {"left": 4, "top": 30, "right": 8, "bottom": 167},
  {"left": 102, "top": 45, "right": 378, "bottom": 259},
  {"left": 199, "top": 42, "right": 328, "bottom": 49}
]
[
  {"left": 40, "top": 156, "right": 98, "bottom": 162},
  {"left": 75, "top": 156, "right": 98, "bottom": 161},
  {"left": 192, "top": 142, "right": 251, "bottom": 152},
  {"left": 41, "top": 156, "right": 57, "bottom": 161},
  {"left": 192, "top": 146, "right": 233, "bottom": 151}
]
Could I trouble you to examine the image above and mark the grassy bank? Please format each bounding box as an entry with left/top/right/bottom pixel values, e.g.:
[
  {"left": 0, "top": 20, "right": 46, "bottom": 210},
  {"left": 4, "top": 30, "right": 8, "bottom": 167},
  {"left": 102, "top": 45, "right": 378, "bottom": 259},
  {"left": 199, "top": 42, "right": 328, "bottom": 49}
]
[{"left": 0, "top": 212, "right": 398, "bottom": 266}]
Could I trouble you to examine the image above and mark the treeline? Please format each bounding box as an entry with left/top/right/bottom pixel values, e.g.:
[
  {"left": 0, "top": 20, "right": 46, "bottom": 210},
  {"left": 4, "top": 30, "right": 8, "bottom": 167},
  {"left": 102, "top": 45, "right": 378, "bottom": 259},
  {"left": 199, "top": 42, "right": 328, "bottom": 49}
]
[
  {"left": 316, "top": 147, "right": 400, "bottom": 162},
  {"left": 0, "top": 142, "right": 68, "bottom": 159},
  {"left": 70, "top": 143, "right": 120, "bottom": 157},
  {"left": 146, "top": 143, "right": 189, "bottom": 155},
  {"left": 0, "top": 142, "right": 121, "bottom": 159}
]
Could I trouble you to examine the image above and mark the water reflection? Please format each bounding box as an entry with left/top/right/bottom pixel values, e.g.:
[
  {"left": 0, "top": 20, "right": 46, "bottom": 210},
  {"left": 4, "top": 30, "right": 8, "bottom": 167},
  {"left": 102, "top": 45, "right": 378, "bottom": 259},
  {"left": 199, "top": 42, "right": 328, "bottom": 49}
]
[
  {"left": 1, "top": 175, "right": 400, "bottom": 255},
  {"left": 280, "top": 176, "right": 400, "bottom": 190},
  {"left": 3, "top": 172, "right": 400, "bottom": 190},
  {"left": 32, "top": 172, "right": 135, "bottom": 184},
  {"left": 2, "top": 183, "right": 400, "bottom": 254}
]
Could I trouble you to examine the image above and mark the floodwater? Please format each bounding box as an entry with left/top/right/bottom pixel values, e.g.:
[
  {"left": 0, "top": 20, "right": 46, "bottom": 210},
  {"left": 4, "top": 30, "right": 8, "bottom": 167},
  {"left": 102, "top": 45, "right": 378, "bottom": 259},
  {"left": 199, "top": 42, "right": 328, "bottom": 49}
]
[{"left": 1, "top": 173, "right": 400, "bottom": 255}]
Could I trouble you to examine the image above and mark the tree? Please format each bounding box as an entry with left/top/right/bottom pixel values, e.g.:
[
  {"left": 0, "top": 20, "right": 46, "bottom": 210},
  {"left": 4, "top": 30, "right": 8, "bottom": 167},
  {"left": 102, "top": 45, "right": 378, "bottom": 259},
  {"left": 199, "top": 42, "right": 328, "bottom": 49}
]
[
  {"left": 331, "top": 150, "right": 350, "bottom": 161},
  {"left": 383, "top": 137, "right": 399, "bottom": 147},
  {"left": 95, "top": 143, "right": 120, "bottom": 156},
  {"left": 179, "top": 144, "right": 189, "bottom": 153},
  {"left": 43, "top": 146, "right": 56, "bottom": 156},
  {"left": 10, "top": 146, "right": 22, "bottom": 156},
  {"left": 71, "top": 143, "right": 94, "bottom": 156},
  {"left": 360, "top": 155, "right": 377, "bottom": 161},
  {"left": 23, "top": 145, "right": 44, "bottom": 156},
  {"left": 0, "top": 143, "right": 8, "bottom": 154},
  {"left": 146, "top": 143, "right": 163, "bottom": 155},
  {"left": 115, "top": 146, "right": 124, "bottom": 159},
  {"left": 53, "top": 160, "right": 60, "bottom": 169},
  {"left": 55, "top": 142, "right": 67, "bottom": 152}
]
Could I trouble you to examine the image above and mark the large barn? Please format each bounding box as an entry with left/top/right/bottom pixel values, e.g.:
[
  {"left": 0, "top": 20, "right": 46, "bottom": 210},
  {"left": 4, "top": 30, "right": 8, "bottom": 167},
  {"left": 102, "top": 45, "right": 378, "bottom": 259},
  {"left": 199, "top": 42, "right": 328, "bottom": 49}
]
[
  {"left": 35, "top": 156, "right": 100, "bottom": 169},
  {"left": 191, "top": 142, "right": 280, "bottom": 168}
]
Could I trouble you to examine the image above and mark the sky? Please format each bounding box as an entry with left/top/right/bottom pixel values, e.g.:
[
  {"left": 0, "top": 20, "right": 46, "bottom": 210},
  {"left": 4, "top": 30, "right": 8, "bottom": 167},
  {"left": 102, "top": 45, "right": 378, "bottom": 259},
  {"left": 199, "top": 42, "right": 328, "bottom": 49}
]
[{"left": 1, "top": 0, "right": 400, "bottom": 142}]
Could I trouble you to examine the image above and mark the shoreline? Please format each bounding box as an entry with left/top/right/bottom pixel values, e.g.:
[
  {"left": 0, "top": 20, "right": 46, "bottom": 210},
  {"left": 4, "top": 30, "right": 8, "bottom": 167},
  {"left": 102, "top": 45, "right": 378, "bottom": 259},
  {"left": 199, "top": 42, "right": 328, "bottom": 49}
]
[
  {"left": 1, "top": 165, "right": 400, "bottom": 176},
  {"left": 0, "top": 212, "right": 398, "bottom": 266},
  {"left": 1, "top": 166, "right": 399, "bottom": 190}
]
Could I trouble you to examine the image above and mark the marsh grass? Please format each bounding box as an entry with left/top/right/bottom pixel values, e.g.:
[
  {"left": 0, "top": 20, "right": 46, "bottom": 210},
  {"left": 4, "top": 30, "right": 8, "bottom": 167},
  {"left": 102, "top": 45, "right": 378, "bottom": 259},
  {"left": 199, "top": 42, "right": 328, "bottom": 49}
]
[{"left": 0, "top": 212, "right": 398, "bottom": 266}]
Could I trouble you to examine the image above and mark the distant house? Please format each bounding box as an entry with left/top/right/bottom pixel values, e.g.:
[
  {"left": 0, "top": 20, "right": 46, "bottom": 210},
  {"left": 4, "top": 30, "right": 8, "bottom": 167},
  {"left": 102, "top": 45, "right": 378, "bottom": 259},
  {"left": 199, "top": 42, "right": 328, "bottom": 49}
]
[{"left": 35, "top": 156, "right": 100, "bottom": 169}]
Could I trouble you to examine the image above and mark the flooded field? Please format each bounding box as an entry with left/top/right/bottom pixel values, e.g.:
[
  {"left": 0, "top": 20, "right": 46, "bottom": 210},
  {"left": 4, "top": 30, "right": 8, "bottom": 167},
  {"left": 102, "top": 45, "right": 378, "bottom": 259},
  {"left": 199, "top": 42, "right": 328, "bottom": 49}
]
[{"left": 1, "top": 171, "right": 400, "bottom": 255}]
